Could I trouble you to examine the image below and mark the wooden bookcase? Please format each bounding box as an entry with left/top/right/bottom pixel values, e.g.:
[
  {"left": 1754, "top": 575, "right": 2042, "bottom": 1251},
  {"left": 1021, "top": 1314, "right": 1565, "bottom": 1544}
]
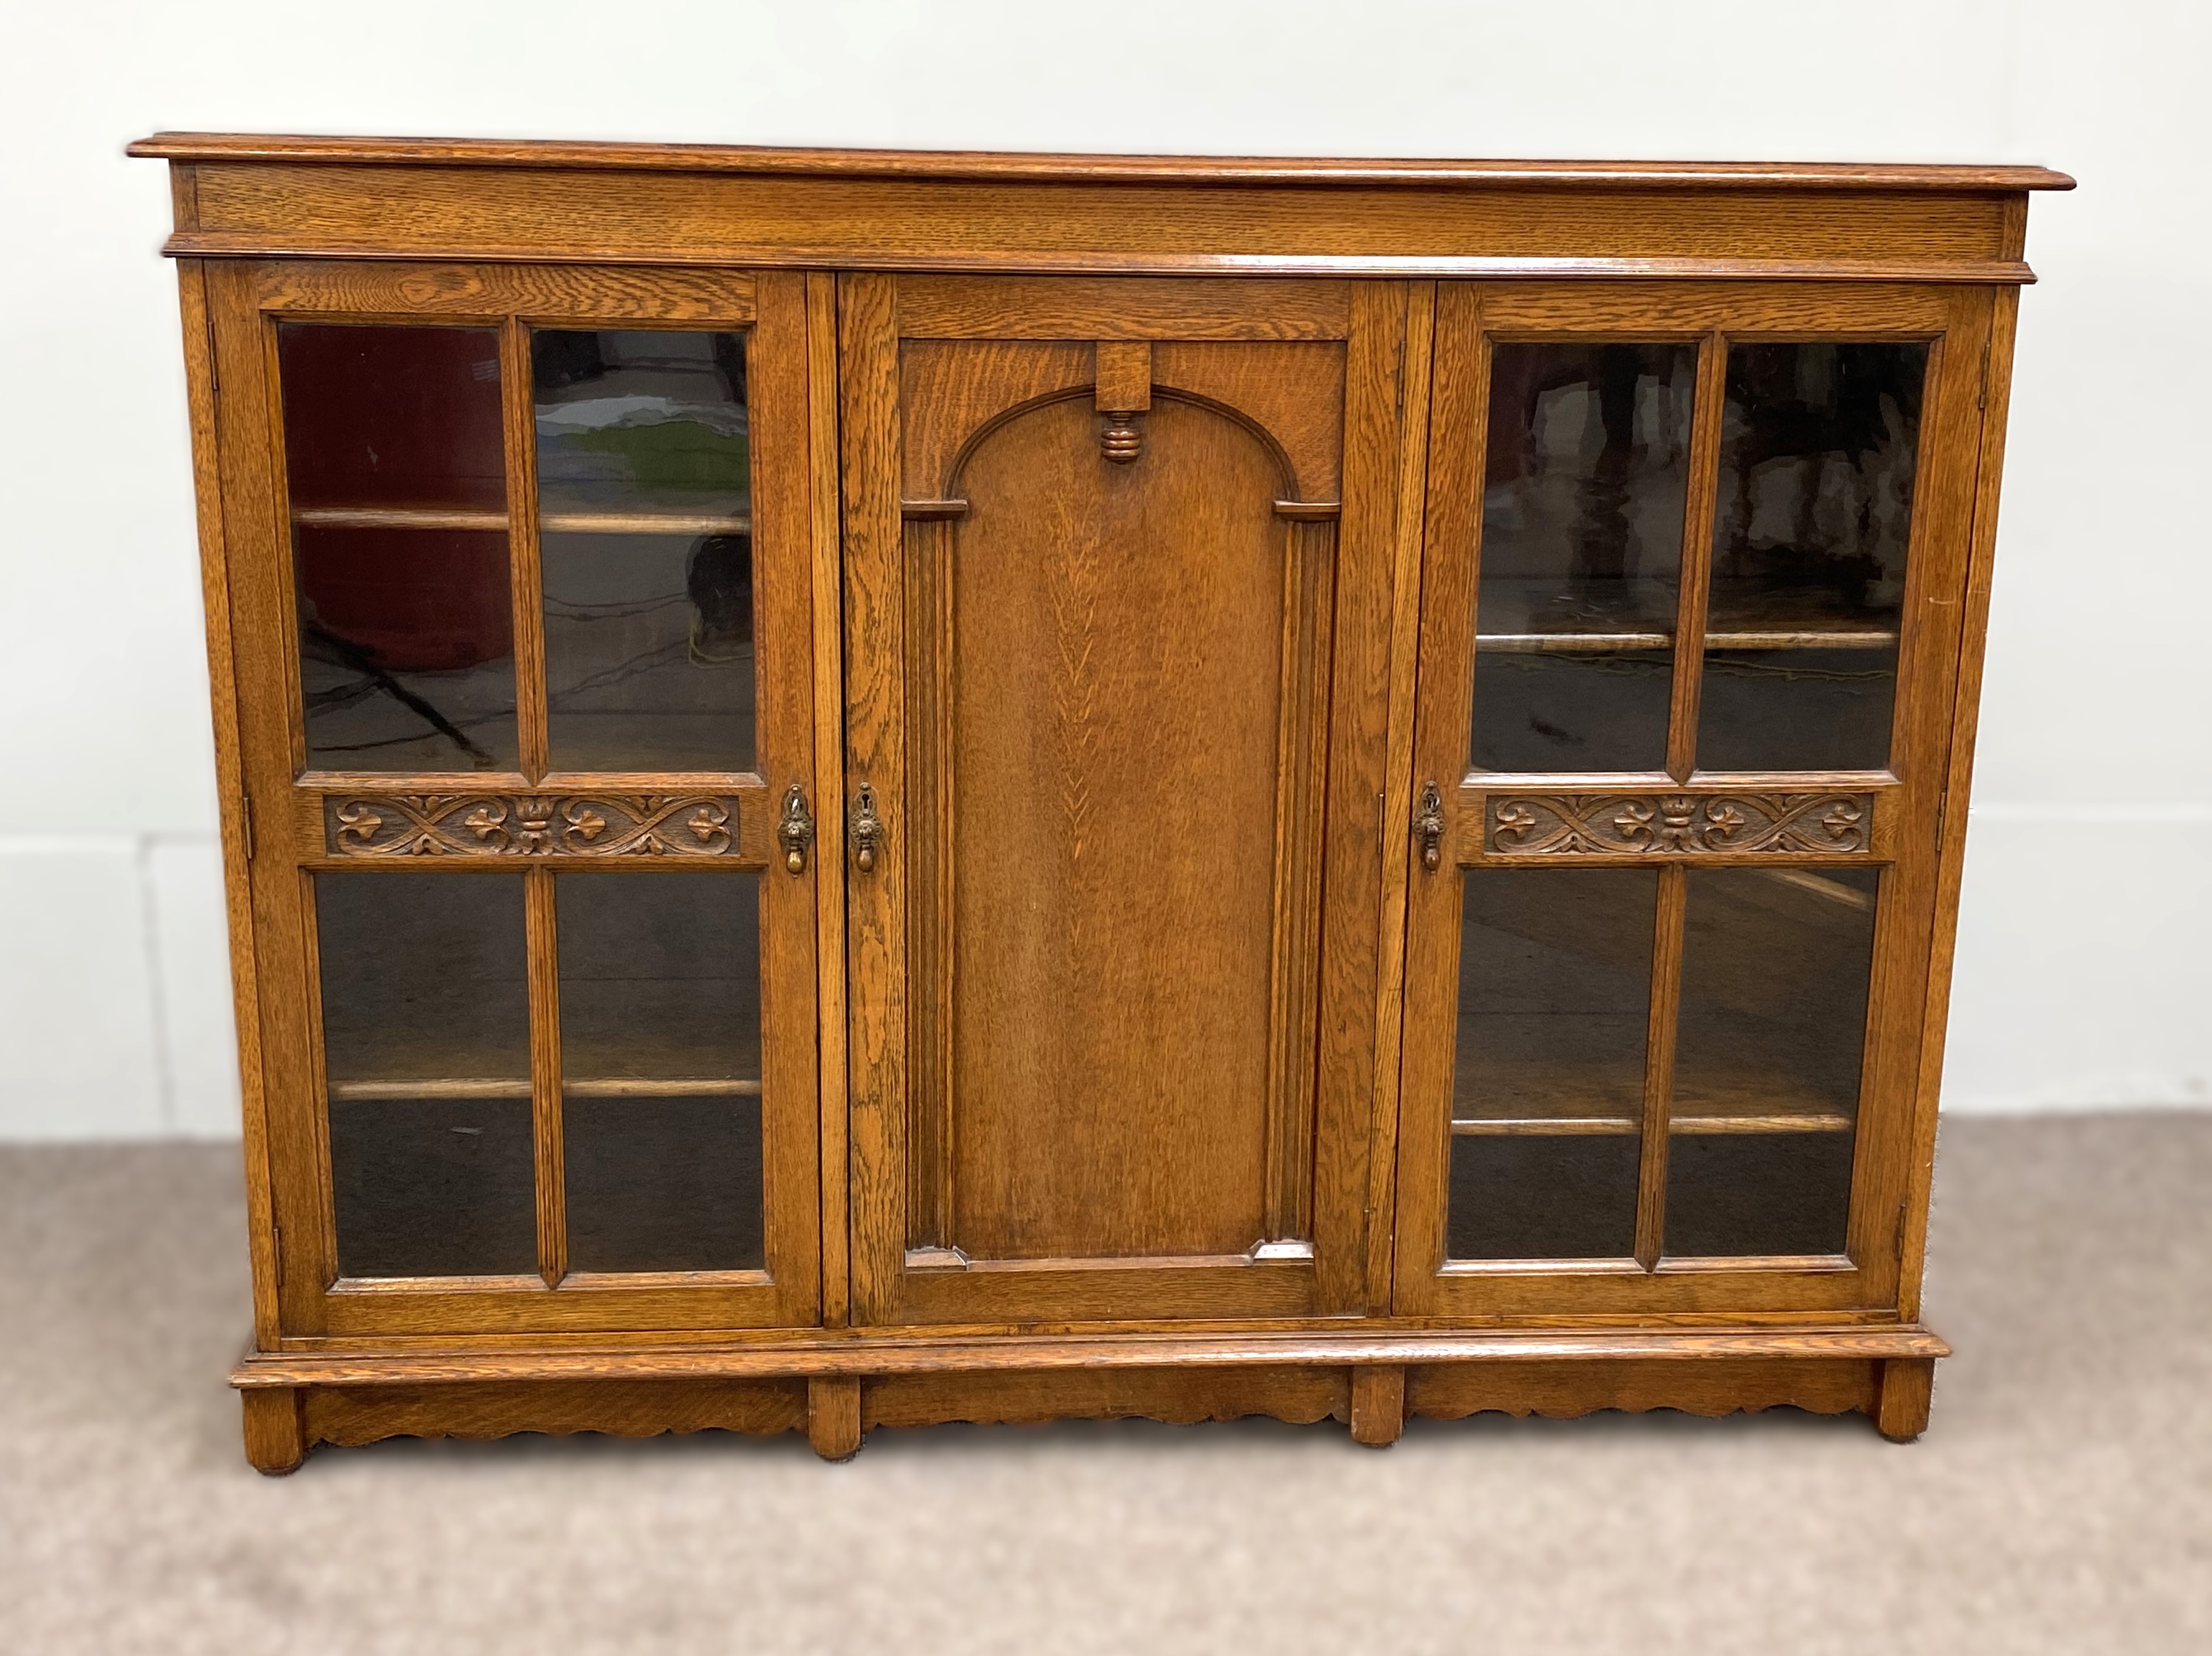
[{"left": 130, "top": 133, "right": 2069, "bottom": 1470}]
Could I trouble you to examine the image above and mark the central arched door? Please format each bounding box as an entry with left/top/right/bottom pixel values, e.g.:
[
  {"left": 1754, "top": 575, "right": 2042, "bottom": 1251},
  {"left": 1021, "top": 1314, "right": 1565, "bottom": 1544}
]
[{"left": 837, "top": 276, "right": 1420, "bottom": 1326}]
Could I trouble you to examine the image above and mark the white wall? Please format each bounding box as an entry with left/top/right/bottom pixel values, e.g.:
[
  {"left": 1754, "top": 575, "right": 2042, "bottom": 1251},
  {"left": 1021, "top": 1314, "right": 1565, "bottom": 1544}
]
[{"left": 2, "top": 0, "right": 2206, "bottom": 1138}]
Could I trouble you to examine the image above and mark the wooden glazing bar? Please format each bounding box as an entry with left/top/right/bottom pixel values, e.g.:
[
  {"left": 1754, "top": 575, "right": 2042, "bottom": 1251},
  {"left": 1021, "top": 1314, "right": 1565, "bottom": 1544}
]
[
  {"left": 499, "top": 318, "right": 549, "bottom": 781},
  {"left": 525, "top": 868, "right": 566, "bottom": 1288},
  {"left": 1634, "top": 864, "right": 1687, "bottom": 1269},
  {"left": 1665, "top": 331, "right": 1729, "bottom": 782}
]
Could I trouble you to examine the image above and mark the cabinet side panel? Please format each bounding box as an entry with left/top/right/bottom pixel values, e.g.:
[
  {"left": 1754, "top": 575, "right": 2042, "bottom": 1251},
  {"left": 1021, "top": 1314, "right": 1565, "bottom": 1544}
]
[
  {"left": 1902, "top": 284, "right": 2018, "bottom": 1322},
  {"left": 179, "top": 257, "right": 279, "bottom": 1346}
]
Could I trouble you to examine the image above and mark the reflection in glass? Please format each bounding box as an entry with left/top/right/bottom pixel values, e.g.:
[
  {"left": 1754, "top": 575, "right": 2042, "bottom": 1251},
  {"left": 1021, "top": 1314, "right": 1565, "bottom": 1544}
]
[
  {"left": 557, "top": 872, "right": 763, "bottom": 1272},
  {"left": 1446, "top": 869, "right": 1654, "bottom": 1261},
  {"left": 534, "top": 330, "right": 755, "bottom": 773},
  {"left": 1449, "top": 1135, "right": 1641, "bottom": 1261},
  {"left": 277, "top": 325, "right": 518, "bottom": 771},
  {"left": 1665, "top": 866, "right": 1878, "bottom": 1257},
  {"left": 1697, "top": 343, "right": 1927, "bottom": 771},
  {"left": 316, "top": 873, "right": 535, "bottom": 1277},
  {"left": 1664, "top": 1135, "right": 1856, "bottom": 1258},
  {"left": 1473, "top": 343, "right": 1696, "bottom": 772},
  {"left": 1454, "top": 868, "right": 1655, "bottom": 1127}
]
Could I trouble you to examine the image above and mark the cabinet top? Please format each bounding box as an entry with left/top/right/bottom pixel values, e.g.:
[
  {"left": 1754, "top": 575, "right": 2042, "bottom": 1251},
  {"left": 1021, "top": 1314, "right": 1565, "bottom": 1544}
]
[{"left": 129, "top": 132, "right": 2074, "bottom": 194}]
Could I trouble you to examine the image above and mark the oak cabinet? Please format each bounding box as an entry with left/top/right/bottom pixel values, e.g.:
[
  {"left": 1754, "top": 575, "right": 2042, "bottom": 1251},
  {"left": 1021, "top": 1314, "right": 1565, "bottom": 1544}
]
[{"left": 131, "top": 133, "right": 2068, "bottom": 1469}]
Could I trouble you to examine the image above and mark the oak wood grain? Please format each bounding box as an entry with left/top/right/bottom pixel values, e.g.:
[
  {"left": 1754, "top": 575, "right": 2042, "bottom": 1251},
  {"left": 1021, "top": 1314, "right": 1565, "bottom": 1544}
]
[
  {"left": 130, "top": 135, "right": 2074, "bottom": 192},
  {"left": 230, "top": 1322, "right": 1951, "bottom": 1387},
  {"left": 145, "top": 139, "right": 2053, "bottom": 1460}
]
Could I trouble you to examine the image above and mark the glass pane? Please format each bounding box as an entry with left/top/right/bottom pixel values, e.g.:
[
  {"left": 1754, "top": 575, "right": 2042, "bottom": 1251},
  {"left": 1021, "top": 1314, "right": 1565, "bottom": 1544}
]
[
  {"left": 1697, "top": 342, "right": 1928, "bottom": 771},
  {"left": 557, "top": 872, "right": 763, "bottom": 1272},
  {"left": 1455, "top": 868, "right": 1656, "bottom": 1127},
  {"left": 316, "top": 873, "right": 535, "bottom": 1278},
  {"left": 1664, "top": 1135, "right": 1855, "bottom": 1258},
  {"left": 1472, "top": 342, "right": 1696, "bottom": 772},
  {"left": 1665, "top": 866, "right": 1879, "bottom": 1257},
  {"left": 1449, "top": 1136, "right": 1641, "bottom": 1261},
  {"left": 277, "top": 325, "right": 518, "bottom": 771},
  {"left": 1447, "top": 868, "right": 1655, "bottom": 1261},
  {"left": 534, "top": 330, "right": 755, "bottom": 773}
]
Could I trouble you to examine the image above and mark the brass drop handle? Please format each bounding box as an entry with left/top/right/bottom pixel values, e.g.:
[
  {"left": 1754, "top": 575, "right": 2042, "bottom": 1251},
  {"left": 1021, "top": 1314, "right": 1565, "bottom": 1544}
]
[
  {"left": 776, "top": 783, "right": 814, "bottom": 874},
  {"left": 1414, "top": 780, "right": 1446, "bottom": 871},
  {"left": 852, "top": 781, "right": 883, "bottom": 873}
]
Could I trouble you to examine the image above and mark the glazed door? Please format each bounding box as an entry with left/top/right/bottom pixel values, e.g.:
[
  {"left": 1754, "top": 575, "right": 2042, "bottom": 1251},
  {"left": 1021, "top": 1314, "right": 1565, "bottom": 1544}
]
[
  {"left": 1393, "top": 282, "right": 1996, "bottom": 1320},
  {"left": 838, "top": 276, "right": 1419, "bottom": 1325},
  {"left": 212, "top": 261, "right": 823, "bottom": 1337}
]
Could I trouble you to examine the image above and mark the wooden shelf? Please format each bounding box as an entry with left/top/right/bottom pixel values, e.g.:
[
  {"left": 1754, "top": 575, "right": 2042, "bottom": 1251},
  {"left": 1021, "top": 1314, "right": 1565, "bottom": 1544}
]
[
  {"left": 1452, "top": 1112, "right": 1852, "bottom": 1136},
  {"left": 329, "top": 1076, "right": 762, "bottom": 1101},
  {"left": 292, "top": 505, "right": 751, "bottom": 535},
  {"left": 1478, "top": 628, "right": 1897, "bottom": 655},
  {"left": 1453, "top": 1112, "right": 1853, "bottom": 1137}
]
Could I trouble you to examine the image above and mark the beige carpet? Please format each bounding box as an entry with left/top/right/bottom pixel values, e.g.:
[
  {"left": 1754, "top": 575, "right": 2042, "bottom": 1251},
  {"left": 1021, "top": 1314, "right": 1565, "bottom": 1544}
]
[{"left": 1, "top": 1115, "right": 2207, "bottom": 1655}]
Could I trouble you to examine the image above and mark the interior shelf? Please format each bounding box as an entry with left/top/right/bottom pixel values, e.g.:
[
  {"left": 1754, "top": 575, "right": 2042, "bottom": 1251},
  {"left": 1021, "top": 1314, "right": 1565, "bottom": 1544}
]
[
  {"left": 1452, "top": 1110, "right": 1854, "bottom": 1137},
  {"left": 1454, "top": 1062, "right": 1857, "bottom": 1137},
  {"left": 329, "top": 1076, "right": 763, "bottom": 1101},
  {"left": 1477, "top": 627, "right": 1897, "bottom": 654},
  {"left": 292, "top": 504, "right": 751, "bottom": 535}
]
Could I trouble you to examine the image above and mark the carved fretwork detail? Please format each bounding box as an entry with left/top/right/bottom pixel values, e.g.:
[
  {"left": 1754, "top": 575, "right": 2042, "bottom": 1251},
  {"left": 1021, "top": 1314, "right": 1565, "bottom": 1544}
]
[
  {"left": 326, "top": 794, "right": 740, "bottom": 858},
  {"left": 1487, "top": 793, "right": 1872, "bottom": 856}
]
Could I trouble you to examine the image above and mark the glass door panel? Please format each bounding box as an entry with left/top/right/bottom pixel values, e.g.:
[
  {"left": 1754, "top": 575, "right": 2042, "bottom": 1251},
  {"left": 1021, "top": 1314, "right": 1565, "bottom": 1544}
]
[
  {"left": 316, "top": 871, "right": 535, "bottom": 1278},
  {"left": 277, "top": 323, "right": 519, "bottom": 771},
  {"left": 533, "top": 329, "right": 758, "bottom": 773},
  {"left": 1697, "top": 342, "right": 1928, "bottom": 771},
  {"left": 1471, "top": 343, "right": 1694, "bottom": 773},
  {"left": 1396, "top": 282, "right": 1979, "bottom": 1318},
  {"left": 556, "top": 870, "right": 765, "bottom": 1274},
  {"left": 228, "top": 261, "right": 819, "bottom": 1337},
  {"left": 1448, "top": 868, "right": 1654, "bottom": 1260},
  {"left": 1665, "top": 865, "right": 1880, "bottom": 1258}
]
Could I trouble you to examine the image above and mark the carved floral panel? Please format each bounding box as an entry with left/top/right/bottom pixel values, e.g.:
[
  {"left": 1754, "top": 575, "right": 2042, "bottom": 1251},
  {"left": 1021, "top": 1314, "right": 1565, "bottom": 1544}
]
[
  {"left": 1487, "top": 793, "right": 1873, "bottom": 857},
  {"left": 324, "top": 794, "right": 742, "bottom": 858}
]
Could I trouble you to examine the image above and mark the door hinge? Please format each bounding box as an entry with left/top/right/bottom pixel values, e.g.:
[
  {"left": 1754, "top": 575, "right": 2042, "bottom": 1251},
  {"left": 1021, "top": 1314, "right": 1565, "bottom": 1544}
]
[
  {"left": 1977, "top": 339, "right": 1991, "bottom": 411},
  {"left": 240, "top": 793, "right": 256, "bottom": 862},
  {"left": 271, "top": 1222, "right": 284, "bottom": 1288},
  {"left": 1893, "top": 1198, "right": 1910, "bottom": 1262}
]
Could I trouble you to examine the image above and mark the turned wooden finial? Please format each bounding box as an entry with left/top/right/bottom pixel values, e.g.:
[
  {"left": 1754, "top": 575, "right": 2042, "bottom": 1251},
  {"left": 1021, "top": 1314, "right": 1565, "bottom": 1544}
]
[{"left": 1094, "top": 339, "right": 1152, "bottom": 463}]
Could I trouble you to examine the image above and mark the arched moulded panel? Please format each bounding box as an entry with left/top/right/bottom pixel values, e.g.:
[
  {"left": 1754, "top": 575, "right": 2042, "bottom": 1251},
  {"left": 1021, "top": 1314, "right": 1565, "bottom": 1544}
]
[{"left": 922, "top": 392, "right": 1312, "bottom": 1259}]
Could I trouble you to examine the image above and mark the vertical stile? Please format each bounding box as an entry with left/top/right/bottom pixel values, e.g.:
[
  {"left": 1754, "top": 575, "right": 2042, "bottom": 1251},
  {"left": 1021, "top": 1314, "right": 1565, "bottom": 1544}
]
[
  {"left": 1364, "top": 280, "right": 1436, "bottom": 1311},
  {"left": 499, "top": 316, "right": 549, "bottom": 781},
  {"left": 1634, "top": 863, "right": 1688, "bottom": 1269},
  {"left": 525, "top": 868, "right": 566, "bottom": 1287},
  {"left": 1664, "top": 330, "right": 1729, "bottom": 783},
  {"left": 806, "top": 271, "right": 852, "bottom": 1327},
  {"left": 836, "top": 272, "right": 908, "bottom": 1325}
]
